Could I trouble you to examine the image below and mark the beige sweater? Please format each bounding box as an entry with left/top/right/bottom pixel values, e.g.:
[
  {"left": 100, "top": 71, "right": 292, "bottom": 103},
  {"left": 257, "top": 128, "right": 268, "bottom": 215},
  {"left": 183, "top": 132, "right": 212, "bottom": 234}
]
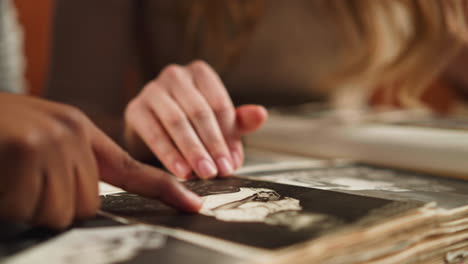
[{"left": 0, "top": 0, "right": 25, "bottom": 93}]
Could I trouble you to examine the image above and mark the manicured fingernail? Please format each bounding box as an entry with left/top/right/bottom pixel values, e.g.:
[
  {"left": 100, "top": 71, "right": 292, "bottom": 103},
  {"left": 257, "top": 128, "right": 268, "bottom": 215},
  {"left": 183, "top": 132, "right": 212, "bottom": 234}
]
[
  {"left": 231, "top": 150, "right": 242, "bottom": 169},
  {"left": 198, "top": 159, "right": 217, "bottom": 178},
  {"left": 174, "top": 162, "right": 190, "bottom": 179},
  {"left": 217, "top": 157, "right": 233, "bottom": 176}
]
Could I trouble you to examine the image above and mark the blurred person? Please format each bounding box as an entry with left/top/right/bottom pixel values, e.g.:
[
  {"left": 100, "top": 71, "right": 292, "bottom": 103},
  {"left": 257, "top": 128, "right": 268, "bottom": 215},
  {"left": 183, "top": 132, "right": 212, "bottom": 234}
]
[
  {"left": 0, "top": 0, "right": 201, "bottom": 230},
  {"left": 0, "top": 0, "right": 25, "bottom": 94},
  {"left": 47, "top": 0, "right": 468, "bottom": 179}
]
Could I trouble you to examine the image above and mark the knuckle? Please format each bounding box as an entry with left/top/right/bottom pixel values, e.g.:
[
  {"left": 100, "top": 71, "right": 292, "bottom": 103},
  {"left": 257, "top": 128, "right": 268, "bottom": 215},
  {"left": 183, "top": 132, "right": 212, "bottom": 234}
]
[
  {"left": 210, "top": 135, "right": 229, "bottom": 152},
  {"left": 190, "top": 60, "right": 211, "bottom": 73},
  {"left": 162, "top": 64, "right": 186, "bottom": 81},
  {"left": 57, "top": 105, "right": 87, "bottom": 132},
  {"left": 156, "top": 173, "right": 177, "bottom": 190},
  {"left": 212, "top": 102, "right": 234, "bottom": 118},
  {"left": 165, "top": 114, "right": 185, "bottom": 129},
  {"left": 46, "top": 123, "right": 70, "bottom": 145},
  {"left": 51, "top": 110, "right": 88, "bottom": 141},
  {"left": 188, "top": 107, "right": 211, "bottom": 122},
  {"left": 143, "top": 171, "right": 176, "bottom": 199},
  {"left": 120, "top": 153, "right": 142, "bottom": 173},
  {"left": 146, "top": 133, "right": 165, "bottom": 150},
  {"left": 5, "top": 130, "right": 45, "bottom": 160},
  {"left": 145, "top": 135, "right": 179, "bottom": 163},
  {"left": 185, "top": 149, "right": 210, "bottom": 166},
  {"left": 143, "top": 80, "right": 164, "bottom": 95},
  {"left": 124, "top": 99, "right": 140, "bottom": 122}
]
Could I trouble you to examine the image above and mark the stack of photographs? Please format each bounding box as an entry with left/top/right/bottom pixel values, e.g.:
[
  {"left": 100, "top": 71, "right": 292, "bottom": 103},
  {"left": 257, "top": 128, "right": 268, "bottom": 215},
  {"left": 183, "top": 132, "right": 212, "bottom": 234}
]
[
  {"left": 95, "top": 149, "right": 468, "bottom": 264},
  {"left": 4, "top": 148, "right": 468, "bottom": 264}
]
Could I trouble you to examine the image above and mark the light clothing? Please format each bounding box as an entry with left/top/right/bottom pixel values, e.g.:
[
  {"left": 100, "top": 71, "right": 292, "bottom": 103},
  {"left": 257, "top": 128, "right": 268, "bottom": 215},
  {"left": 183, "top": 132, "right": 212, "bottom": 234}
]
[{"left": 0, "top": 0, "right": 25, "bottom": 93}]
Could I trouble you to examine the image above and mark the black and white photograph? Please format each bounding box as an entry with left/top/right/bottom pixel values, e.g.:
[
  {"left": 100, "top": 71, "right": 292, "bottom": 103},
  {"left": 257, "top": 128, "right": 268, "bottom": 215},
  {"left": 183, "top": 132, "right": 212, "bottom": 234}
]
[
  {"left": 101, "top": 178, "right": 422, "bottom": 249},
  {"left": 3, "top": 0, "right": 468, "bottom": 263},
  {"left": 1, "top": 221, "right": 243, "bottom": 264},
  {"left": 248, "top": 164, "right": 468, "bottom": 209}
]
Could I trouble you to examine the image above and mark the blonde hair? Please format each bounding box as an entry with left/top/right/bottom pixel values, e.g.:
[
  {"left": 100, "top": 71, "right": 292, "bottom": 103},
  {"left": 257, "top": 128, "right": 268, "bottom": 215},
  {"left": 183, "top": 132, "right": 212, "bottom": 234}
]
[
  {"left": 324, "top": 0, "right": 468, "bottom": 110},
  {"left": 183, "top": 0, "right": 468, "bottom": 109}
]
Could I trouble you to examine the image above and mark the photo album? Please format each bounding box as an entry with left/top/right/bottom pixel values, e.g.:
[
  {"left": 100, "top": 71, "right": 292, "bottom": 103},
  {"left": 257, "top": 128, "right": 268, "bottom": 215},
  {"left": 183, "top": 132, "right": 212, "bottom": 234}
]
[{"left": 5, "top": 108, "right": 468, "bottom": 264}]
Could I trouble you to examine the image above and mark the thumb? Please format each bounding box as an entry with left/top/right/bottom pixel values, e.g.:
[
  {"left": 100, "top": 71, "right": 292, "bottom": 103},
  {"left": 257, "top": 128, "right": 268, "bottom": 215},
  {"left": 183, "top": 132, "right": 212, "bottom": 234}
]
[
  {"left": 236, "top": 105, "right": 268, "bottom": 135},
  {"left": 88, "top": 123, "right": 202, "bottom": 213}
]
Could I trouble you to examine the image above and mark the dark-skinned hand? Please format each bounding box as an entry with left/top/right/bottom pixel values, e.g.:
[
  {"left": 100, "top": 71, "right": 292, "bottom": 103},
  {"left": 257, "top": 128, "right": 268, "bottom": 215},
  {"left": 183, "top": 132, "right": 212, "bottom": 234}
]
[{"left": 0, "top": 93, "right": 202, "bottom": 229}]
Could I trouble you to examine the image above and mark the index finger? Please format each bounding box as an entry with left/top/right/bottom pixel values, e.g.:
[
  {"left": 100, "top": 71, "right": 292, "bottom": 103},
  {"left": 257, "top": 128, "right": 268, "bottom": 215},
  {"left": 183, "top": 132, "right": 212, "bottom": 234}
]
[
  {"left": 187, "top": 61, "right": 243, "bottom": 169},
  {"left": 87, "top": 118, "right": 202, "bottom": 213}
]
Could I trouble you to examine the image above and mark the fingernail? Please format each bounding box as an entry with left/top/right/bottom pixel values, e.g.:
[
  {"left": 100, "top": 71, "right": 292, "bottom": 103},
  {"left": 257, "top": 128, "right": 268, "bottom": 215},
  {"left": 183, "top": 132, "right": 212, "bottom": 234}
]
[
  {"left": 217, "top": 157, "right": 233, "bottom": 176},
  {"left": 231, "top": 150, "right": 242, "bottom": 169},
  {"left": 174, "top": 162, "right": 190, "bottom": 179},
  {"left": 185, "top": 190, "right": 203, "bottom": 209},
  {"left": 175, "top": 184, "right": 203, "bottom": 212},
  {"left": 198, "top": 159, "right": 217, "bottom": 178}
]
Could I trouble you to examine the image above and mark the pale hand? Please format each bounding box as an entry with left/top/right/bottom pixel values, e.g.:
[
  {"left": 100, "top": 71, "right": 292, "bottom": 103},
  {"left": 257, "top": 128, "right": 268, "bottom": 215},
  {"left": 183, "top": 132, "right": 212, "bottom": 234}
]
[{"left": 124, "top": 61, "right": 268, "bottom": 179}]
